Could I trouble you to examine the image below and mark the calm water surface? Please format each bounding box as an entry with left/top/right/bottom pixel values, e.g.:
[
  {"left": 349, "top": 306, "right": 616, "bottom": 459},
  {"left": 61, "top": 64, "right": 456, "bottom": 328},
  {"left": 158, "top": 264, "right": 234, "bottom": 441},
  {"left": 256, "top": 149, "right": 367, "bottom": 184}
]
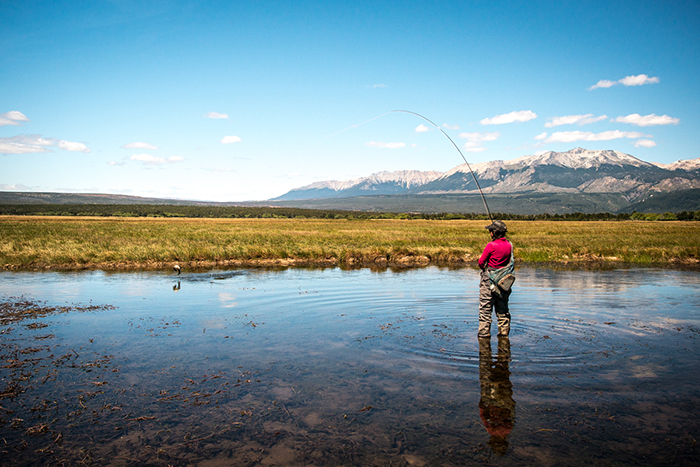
[{"left": 1, "top": 266, "right": 699, "bottom": 466}]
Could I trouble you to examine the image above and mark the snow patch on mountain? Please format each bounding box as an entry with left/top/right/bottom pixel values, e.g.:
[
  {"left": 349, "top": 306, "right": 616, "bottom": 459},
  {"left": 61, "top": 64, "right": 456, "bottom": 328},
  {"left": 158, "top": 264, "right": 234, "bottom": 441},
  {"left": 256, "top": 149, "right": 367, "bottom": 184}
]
[
  {"left": 652, "top": 157, "right": 700, "bottom": 171},
  {"left": 445, "top": 148, "right": 652, "bottom": 178},
  {"left": 274, "top": 148, "right": 700, "bottom": 201},
  {"left": 288, "top": 170, "right": 443, "bottom": 192}
]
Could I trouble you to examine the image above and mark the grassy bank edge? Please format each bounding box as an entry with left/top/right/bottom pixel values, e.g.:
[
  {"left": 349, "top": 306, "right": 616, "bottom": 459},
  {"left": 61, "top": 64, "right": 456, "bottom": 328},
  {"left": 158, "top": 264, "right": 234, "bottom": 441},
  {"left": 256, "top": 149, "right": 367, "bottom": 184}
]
[{"left": 2, "top": 216, "right": 699, "bottom": 271}]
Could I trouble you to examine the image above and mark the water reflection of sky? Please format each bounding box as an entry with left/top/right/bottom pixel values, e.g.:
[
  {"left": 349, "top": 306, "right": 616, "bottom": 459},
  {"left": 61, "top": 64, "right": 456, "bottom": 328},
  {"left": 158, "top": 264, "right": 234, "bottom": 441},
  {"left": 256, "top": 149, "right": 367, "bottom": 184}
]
[{"left": 1, "top": 266, "right": 699, "bottom": 465}]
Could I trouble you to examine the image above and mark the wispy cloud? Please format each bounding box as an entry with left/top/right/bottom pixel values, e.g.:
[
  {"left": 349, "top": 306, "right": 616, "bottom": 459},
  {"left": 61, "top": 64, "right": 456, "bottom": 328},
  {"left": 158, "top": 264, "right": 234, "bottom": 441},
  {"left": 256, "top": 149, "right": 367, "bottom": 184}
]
[
  {"left": 0, "top": 135, "right": 52, "bottom": 154},
  {"left": 123, "top": 142, "right": 159, "bottom": 150},
  {"left": 0, "top": 135, "right": 90, "bottom": 154},
  {"left": 415, "top": 124, "right": 429, "bottom": 133},
  {"left": 545, "top": 114, "right": 608, "bottom": 127},
  {"left": 615, "top": 113, "right": 679, "bottom": 127},
  {"left": 205, "top": 112, "right": 229, "bottom": 119},
  {"left": 0, "top": 183, "right": 34, "bottom": 190},
  {"left": 0, "top": 111, "right": 30, "bottom": 126},
  {"left": 458, "top": 132, "right": 499, "bottom": 142},
  {"left": 221, "top": 135, "right": 242, "bottom": 143},
  {"left": 442, "top": 123, "right": 460, "bottom": 130},
  {"left": 202, "top": 167, "right": 235, "bottom": 173},
  {"left": 367, "top": 84, "right": 387, "bottom": 88},
  {"left": 458, "top": 132, "right": 498, "bottom": 152},
  {"left": 462, "top": 144, "right": 487, "bottom": 153},
  {"left": 588, "top": 79, "right": 617, "bottom": 90},
  {"left": 542, "top": 130, "right": 648, "bottom": 143},
  {"left": 130, "top": 154, "right": 184, "bottom": 165},
  {"left": 365, "top": 141, "right": 405, "bottom": 149},
  {"left": 480, "top": 110, "right": 536, "bottom": 125},
  {"left": 634, "top": 139, "right": 657, "bottom": 148},
  {"left": 58, "top": 140, "right": 90, "bottom": 152},
  {"left": 534, "top": 132, "right": 548, "bottom": 141},
  {"left": 588, "top": 74, "right": 660, "bottom": 90}
]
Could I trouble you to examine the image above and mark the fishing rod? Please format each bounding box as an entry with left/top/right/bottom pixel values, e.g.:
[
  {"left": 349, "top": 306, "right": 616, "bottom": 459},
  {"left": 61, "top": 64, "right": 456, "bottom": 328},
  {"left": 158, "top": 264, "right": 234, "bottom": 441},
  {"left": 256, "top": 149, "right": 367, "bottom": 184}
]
[
  {"left": 391, "top": 110, "right": 493, "bottom": 222},
  {"left": 312, "top": 110, "right": 494, "bottom": 221}
]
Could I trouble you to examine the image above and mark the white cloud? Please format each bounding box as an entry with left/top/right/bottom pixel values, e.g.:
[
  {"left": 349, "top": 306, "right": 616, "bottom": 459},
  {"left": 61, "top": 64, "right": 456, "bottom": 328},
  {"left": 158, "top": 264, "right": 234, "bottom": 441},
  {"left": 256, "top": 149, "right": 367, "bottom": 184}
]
[
  {"left": 442, "top": 123, "right": 460, "bottom": 130},
  {"left": 130, "top": 154, "right": 161, "bottom": 163},
  {"left": 0, "top": 111, "right": 30, "bottom": 126},
  {"left": 619, "top": 74, "right": 660, "bottom": 86},
  {"left": 588, "top": 74, "right": 660, "bottom": 90},
  {"left": 130, "top": 154, "right": 184, "bottom": 165},
  {"left": 0, "top": 135, "right": 50, "bottom": 154},
  {"left": 205, "top": 112, "right": 229, "bottom": 119},
  {"left": 221, "top": 135, "right": 242, "bottom": 143},
  {"left": 534, "top": 132, "right": 548, "bottom": 140},
  {"left": 458, "top": 132, "right": 498, "bottom": 152},
  {"left": 588, "top": 80, "right": 618, "bottom": 90},
  {"left": 0, "top": 134, "right": 89, "bottom": 154},
  {"left": 124, "top": 142, "right": 159, "bottom": 150},
  {"left": 615, "top": 113, "right": 679, "bottom": 127},
  {"left": 544, "top": 130, "right": 648, "bottom": 143},
  {"left": 415, "top": 124, "right": 430, "bottom": 133},
  {"left": 365, "top": 141, "right": 406, "bottom": 149},
  {"left": 458, "top": 131, "right": 499, "bottom": 142},
  {"left": 368, "top": 84, "right": 387, "bottom": 88},
  {"left": 463, "top": 146, "right": 487, "bottom": 153},
  {"left": 545, "top": 114, "right": 608, "bottom": 127},
  {"left": 634, "top": 139, "right": 657, "bottom": 148},
  {"left": 480, "top": 110, "right": 536, "bottom": 125},
  {"left": 58, "top": 140, "right": 90, "bottom": 153}
]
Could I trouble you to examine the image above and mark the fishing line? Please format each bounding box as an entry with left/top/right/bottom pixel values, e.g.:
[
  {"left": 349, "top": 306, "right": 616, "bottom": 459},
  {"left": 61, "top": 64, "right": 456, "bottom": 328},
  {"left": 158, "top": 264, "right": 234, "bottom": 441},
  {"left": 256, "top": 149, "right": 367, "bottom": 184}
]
[
  {"left": 311, "top": 109, "right": 493, "bottom": 221},
  {"left": 390, "top": 110, "right": 493, "bottom": 221},
  {"left": 309, "top": 111, "right": 393, "bottom": 148}
]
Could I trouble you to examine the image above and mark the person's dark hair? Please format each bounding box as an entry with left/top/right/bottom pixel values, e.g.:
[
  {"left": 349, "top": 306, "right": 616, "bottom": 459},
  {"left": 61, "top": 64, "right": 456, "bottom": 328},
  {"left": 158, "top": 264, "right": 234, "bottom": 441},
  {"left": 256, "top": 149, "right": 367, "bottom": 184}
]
[{"left": 486, "top": 220, "right": 508, "bottom": 239}]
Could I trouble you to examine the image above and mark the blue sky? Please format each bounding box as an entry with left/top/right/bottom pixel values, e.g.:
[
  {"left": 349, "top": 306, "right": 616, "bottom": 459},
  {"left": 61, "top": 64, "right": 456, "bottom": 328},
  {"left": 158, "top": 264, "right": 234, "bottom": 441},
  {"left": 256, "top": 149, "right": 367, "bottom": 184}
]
[{"left": 1, "top": 0, "right": 698, "bottom": 201}]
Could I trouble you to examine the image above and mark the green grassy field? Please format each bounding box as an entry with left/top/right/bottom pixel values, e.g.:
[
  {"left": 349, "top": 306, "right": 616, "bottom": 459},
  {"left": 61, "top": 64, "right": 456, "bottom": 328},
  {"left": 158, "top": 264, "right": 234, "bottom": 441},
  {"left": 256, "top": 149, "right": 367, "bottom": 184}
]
[{"left": 1, "top": 216, "right": 699, "bottom": 269}]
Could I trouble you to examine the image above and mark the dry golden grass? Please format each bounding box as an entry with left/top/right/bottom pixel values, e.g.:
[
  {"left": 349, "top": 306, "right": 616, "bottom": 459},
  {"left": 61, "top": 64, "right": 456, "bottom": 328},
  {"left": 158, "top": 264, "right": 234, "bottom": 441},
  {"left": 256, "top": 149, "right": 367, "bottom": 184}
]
[{"left": 1, "top": 216, "right": 698, "bottom": 269}]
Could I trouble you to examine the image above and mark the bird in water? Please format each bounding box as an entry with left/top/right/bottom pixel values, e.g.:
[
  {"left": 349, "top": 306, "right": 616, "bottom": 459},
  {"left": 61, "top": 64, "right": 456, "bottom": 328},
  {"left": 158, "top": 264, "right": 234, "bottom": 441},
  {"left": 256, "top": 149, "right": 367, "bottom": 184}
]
[{"left": 173, "top": 264, "right": 181, "bottom": 275}]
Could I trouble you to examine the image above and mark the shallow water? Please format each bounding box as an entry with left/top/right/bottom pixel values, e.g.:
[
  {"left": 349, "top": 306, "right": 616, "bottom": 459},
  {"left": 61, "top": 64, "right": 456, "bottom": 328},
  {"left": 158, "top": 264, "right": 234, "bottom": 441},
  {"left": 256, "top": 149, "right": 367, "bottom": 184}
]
[{"left": 1, "top": 266, "right": 699, "bottom": 466}]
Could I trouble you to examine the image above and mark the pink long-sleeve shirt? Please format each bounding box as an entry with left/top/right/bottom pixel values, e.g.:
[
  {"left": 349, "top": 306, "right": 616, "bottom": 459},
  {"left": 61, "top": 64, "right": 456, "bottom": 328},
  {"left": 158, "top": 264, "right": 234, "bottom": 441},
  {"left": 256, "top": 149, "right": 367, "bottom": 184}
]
[{"left": 478, "top": 237, "right": 512, "bottom": 269}]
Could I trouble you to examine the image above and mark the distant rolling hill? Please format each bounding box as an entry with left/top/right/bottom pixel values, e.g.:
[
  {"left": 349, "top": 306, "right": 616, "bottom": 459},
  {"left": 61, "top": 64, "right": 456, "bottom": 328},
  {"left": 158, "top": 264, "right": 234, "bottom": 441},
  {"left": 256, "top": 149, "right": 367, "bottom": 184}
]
[{"left": 0, "top": 192, "right": 249, "bottom": 206}]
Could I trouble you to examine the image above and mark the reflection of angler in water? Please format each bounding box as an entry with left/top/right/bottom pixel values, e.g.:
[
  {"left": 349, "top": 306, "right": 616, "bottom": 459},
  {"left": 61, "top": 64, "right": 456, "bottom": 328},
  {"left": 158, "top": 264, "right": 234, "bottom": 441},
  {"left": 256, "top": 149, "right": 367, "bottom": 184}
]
[{"left": 479, "top": 336, "right": 516, "bottom": 456}]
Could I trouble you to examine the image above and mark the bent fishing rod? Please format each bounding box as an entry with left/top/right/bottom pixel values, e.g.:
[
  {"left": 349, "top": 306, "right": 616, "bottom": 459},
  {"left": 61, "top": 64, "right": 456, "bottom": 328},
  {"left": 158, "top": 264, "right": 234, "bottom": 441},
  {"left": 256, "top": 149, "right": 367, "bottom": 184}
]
[
  {"left": 312, "top": 109, "right": 494, "bottom": 221},
  {"left": 391, "top": 110, "right": 493, "bottom": 222}
]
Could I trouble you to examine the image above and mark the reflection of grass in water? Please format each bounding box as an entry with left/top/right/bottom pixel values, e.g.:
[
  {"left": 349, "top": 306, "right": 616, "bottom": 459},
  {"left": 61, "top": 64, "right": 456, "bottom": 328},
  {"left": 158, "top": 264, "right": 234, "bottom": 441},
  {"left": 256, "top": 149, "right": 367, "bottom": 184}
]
[{"left": 1, "top": 217, "right": 699, "bottom": 268}]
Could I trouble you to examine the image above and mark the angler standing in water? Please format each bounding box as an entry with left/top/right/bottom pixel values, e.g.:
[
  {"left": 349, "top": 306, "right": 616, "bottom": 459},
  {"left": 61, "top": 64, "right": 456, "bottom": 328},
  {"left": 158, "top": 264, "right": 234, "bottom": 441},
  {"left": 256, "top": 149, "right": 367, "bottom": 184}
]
[{"left": 478, "top": 221, "right": 515, "bottom": 339}]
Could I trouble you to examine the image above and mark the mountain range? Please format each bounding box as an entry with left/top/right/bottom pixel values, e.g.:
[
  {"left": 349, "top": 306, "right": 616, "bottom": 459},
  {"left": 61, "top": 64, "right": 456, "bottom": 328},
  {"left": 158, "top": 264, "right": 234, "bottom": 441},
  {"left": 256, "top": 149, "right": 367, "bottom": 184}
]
[
  {"left": 1, "top": 148, "right": 698, "bottom": 215},
  {"left": 274, "top": 148, "right": 700, "bottom": 202}
]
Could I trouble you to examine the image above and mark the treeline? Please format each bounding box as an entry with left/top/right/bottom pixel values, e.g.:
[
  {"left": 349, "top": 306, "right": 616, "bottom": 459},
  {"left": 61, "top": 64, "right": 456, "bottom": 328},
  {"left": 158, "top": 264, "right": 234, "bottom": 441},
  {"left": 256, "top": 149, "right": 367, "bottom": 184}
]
[{"left": 0, "top": 204, "right": 699, "bottom": 221}]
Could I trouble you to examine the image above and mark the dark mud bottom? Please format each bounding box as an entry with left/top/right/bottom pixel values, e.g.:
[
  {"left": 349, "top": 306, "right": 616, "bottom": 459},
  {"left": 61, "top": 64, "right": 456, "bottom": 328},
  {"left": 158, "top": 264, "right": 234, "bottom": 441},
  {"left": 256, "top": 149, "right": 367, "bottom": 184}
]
[{"left": 1, "top": 267, "right": 699, "bottom": 466}]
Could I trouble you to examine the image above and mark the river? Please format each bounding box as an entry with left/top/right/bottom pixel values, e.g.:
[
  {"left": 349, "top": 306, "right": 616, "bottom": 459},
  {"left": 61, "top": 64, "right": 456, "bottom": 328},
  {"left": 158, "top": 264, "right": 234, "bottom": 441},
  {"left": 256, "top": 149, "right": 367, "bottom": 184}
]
[{"left": 1, "top": 266, "right": 699, "bottom": 466}]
